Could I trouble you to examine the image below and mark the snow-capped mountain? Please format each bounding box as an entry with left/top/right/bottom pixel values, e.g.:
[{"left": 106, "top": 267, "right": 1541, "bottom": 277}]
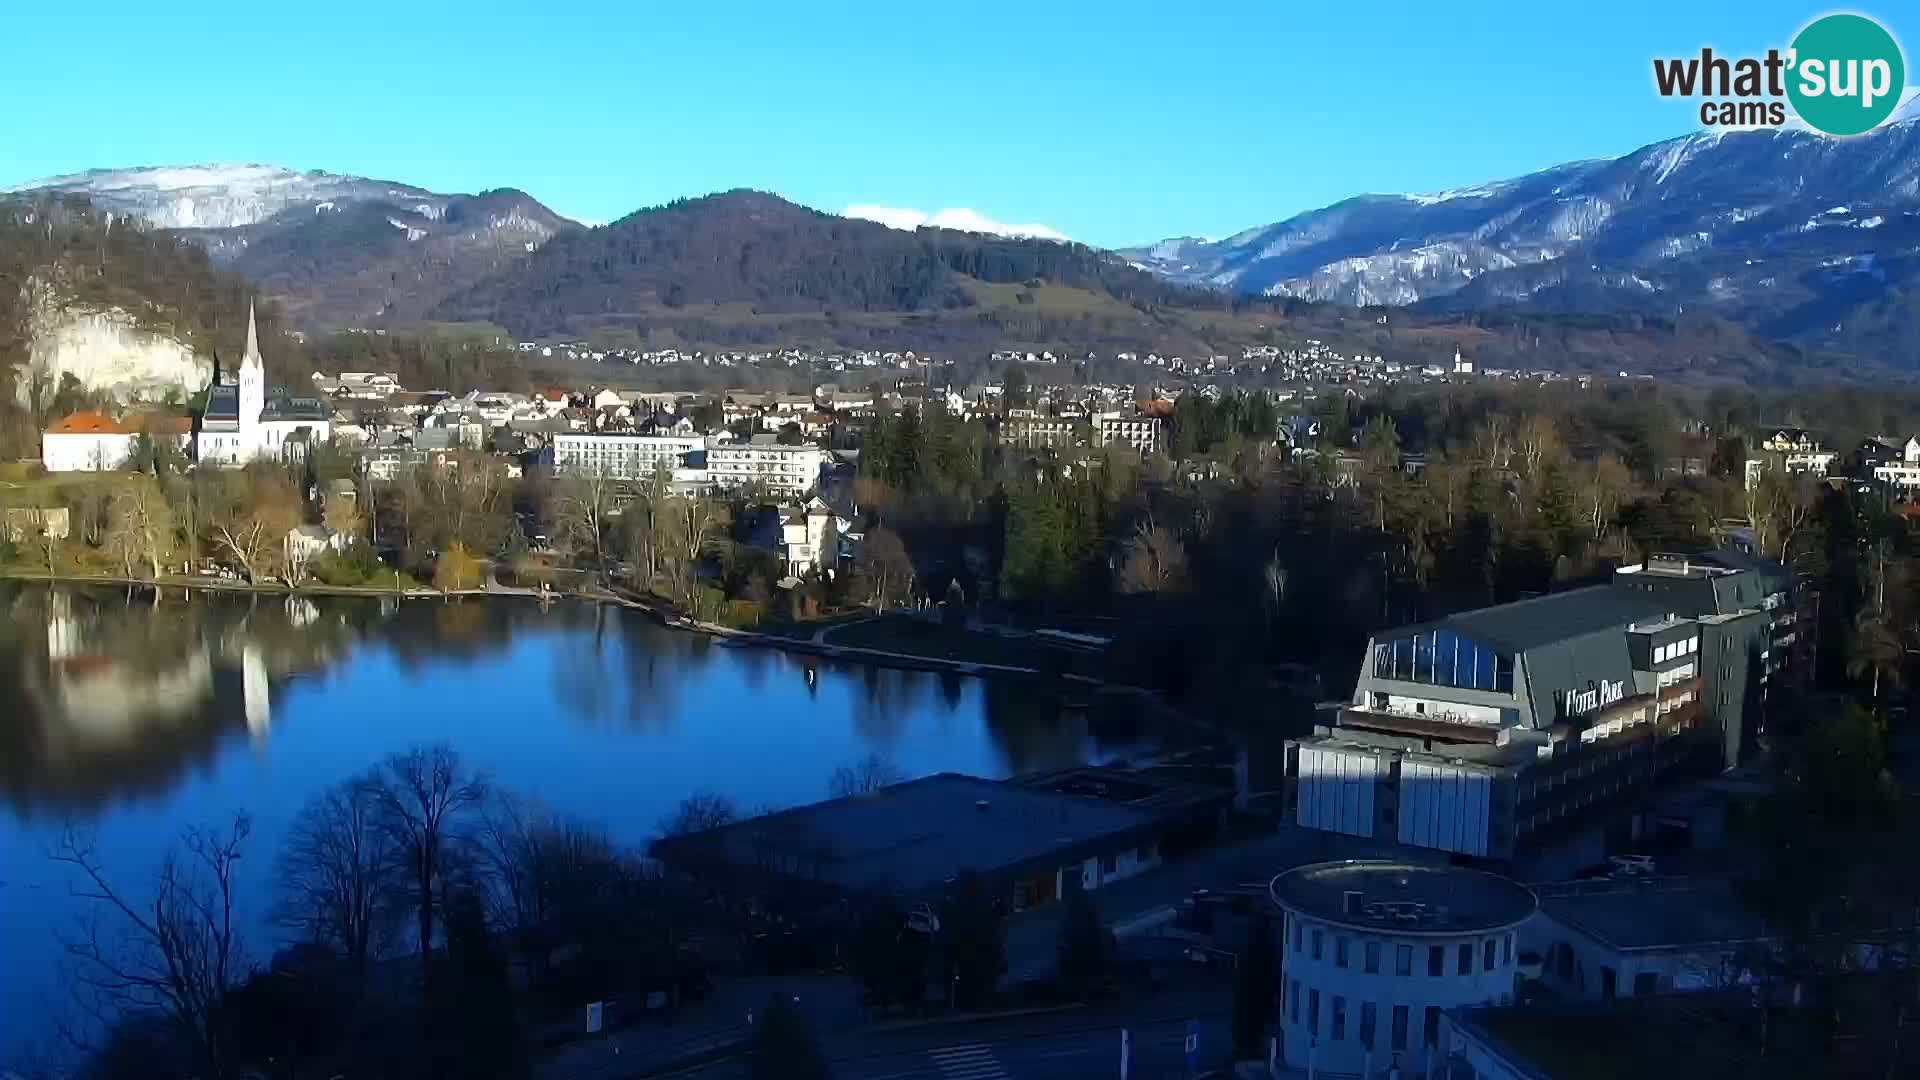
[
  {"left": 2, "top": 164, "right": 453, "bottom": 230},
  {"left": 1123, "top": 93, "right": 1920, "bottom": 343},
  {"left": 4, "top": 165, "right": 580, "bottom": 326}
]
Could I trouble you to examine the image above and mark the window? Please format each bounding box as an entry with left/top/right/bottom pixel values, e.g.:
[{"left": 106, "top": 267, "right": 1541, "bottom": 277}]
[
  {"left": 1308, "top": 989, "right": 1320, "bottom": 1037},
  {"left": 1289, "top": 980, "right": 1300, "bottom": 1022},
  {"left": 1396, "top": 944, "right": 1412, "bottom": 976},
  {"left": 1312, "top": 929, "right": 1323, "bottom": 961},
  {"left": 1424, "top": 1006, "right": 1441, "bottom": 1048},
  {"left": 1292, "top": 919, "right": 1302, "bottom": 954},
  {"left": 1359, "top": 1001, "right": 1377, "bottom": 1049},
  {"left": 1428, "top": 945, "right": 1444, "bottom": 976},
  {"left": 1458, "top": 942, "right": 1474, "bottom": 975},
  {"left": 1484, "top": 939, "right": 1497, "bottom": 971},
  {"left": 1503, "top": 933, "right": 1514, "bottom": 965},
  {"left": 1391, "top": 1005, "right": 1408, "bottom": 1050},
  {"left": 1331, "top": 996, "right": 1346, "bottom": 1041},
  {"left": 1364, "top": 941, "right": 1381, "bottom": 974},
  {"left": 1335, "top": 936, "right": 1349, "bottom": 969}
]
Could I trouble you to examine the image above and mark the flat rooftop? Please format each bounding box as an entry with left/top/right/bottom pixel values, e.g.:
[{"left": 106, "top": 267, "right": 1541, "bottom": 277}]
[
  {"left": 1269, "top": 860, "right": 1537, "bottom": 934},
  {"left": 1382, "top": 585, "right": 1667, "bottom": 655},
  {"left": 658, "top": 772, "right": 1164, "bottom": 896},
  {"left": 1533, "top": 876, "right": 1772, "bottom": 951}
]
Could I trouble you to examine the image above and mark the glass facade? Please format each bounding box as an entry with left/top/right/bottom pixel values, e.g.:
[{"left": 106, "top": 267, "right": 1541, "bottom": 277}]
[{"left": 1371, "top": 628, "right": 1513, "bottom": 692}]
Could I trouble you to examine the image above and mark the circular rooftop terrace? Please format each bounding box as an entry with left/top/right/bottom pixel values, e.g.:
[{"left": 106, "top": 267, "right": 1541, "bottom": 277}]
[{"left": 1269, "top": 860, "right": 1538, "bottom": 935}]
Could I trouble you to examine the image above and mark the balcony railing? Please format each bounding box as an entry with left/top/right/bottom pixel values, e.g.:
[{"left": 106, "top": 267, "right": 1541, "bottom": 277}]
[{"left": 1336, "top": 706, "right": 1503, "bottom": 744}]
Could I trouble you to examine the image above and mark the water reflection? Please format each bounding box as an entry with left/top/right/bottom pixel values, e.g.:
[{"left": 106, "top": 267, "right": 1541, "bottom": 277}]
[
  {"left": 0, "top": 584, "right": 1165, "bottom": 1058},
  {"left": 0, "top": 584, "right": 1155, "bottom": 819},
  {"left": 0, "top": 586, "right": 354, "bottom": 813}
]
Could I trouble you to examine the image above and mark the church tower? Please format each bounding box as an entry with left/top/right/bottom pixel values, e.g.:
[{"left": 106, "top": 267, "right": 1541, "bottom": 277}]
[{"left": 237, "top": 301, "right": 265, "bottom": 445}]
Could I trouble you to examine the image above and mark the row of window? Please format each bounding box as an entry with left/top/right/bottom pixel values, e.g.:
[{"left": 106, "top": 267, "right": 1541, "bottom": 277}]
[
  {"left": 1288, "top": 986, "right": 1440, "bottom": 1052},
  {"left": 1289, "top": 920, "right": 1514, "bottom": 976},
  {"left": 1371, "top": 630, "right": 1515, "bottom": 693},
  {"left": 1653, "top": 637, "right": 1698, "bottom": 664}
]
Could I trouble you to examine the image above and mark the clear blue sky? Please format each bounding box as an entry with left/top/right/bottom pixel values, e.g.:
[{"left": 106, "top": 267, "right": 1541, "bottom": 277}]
[{"left": 0, "top": 1, "right": 1901, "bottom": 247}]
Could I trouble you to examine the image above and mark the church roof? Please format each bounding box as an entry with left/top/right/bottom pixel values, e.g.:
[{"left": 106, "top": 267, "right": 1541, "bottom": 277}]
[
  {"left": 204, "top": 385, "right": 240, "bottom": 422},
  {"left": 261, "top": 395, "right": 330, "bottom": 422}
]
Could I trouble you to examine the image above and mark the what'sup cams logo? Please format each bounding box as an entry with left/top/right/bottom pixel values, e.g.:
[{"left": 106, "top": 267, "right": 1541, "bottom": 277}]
[{"left": 1654, "top": 12, "right": 1905, "bottom": 135}]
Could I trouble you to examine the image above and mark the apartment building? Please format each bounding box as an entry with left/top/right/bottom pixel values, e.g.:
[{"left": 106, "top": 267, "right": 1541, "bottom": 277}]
[{"left": 552, "top": 433, "right": 703, "bottom": 481}]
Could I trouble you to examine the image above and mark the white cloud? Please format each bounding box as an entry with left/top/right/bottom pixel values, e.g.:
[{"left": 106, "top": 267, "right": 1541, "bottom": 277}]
[{"left": 843, "top": 203, "right": 1070, "bottom": 242}]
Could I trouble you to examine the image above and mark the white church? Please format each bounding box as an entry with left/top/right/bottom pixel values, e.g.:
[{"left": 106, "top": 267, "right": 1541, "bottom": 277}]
[{"left": 195, "top": 304, "right": 332, "bottom": 467}]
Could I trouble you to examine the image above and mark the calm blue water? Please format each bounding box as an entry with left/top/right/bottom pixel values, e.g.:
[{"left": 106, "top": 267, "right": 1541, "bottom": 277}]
[{"left": 0, "top": 585, "right": 1139, "bottom": 1063}]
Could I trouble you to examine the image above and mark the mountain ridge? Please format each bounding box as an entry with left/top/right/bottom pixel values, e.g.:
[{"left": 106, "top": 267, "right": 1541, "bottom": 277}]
[{"left": 1120, "top": 106, "right": 1920, "bottom": 358}]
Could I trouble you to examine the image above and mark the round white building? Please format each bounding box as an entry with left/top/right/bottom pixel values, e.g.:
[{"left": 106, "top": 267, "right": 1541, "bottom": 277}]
[{"left": 1270, "top": 860, "right": 1536, "bottom": 1077}]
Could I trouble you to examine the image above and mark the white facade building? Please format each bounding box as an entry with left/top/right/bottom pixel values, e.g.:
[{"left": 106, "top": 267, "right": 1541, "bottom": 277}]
[
  {"left": 1271, "top": 861, "right": 1536, "bottom": 1078},
  {"left": 705, "top": 439, "right": 825, "bottom": 497},
  {"left": 552, "top": 433, "right": 703, "bottom": 481},
  {"left": 42, "top": 412, "right": 190, "bottom": 472},
  {"left": 1095, "top": 414, "right": 1164, "bottom": 454},
  {"left": 781, "top": 496, "right": 852, "bottom": 576}
]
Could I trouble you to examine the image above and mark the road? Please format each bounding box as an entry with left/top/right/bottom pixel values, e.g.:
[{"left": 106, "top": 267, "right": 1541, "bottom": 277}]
[{"left": 673, "top": 988, "right": 1232, "bottom": 1080}]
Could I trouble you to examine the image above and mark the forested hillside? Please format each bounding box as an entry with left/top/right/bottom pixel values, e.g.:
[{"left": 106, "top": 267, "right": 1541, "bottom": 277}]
[{"left": 435, "top": 188, "right": 1236, "bottom": 336}]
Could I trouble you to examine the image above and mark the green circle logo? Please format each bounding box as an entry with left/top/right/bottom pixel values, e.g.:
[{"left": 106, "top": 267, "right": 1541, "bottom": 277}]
[{"left": 1787, "top": 14, "right": 1905, "bottom": 135}]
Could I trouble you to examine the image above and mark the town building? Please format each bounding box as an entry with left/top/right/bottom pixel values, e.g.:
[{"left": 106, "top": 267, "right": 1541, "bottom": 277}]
[
  {"left": 1095, "top": 414, "right": 1164, "bottom": 454},
  {"left": 652, "top": 772, "right": 1189, "bottom": 912},
  {"left": 552, "top": 433, "right": 704, "bottom": 482},
  {"left": 703, "top": 437, "right": 826, "bottom": 497},
  {"left": 781, "top": 496, "right": 852, "bottom": 576},
  {"left": 1524, "top": 875, "right": 1772, "bottom": 1000},
  {"left": 195, "top": 305, "right": 332, "bottom": 467},
  {"left": 1743, "top": 427, "right": 1838, "bottom": 490},
  {"left": 1287, "top": 575, "right": 1768, "bottom": 870},
  {"left": 41, "top": 412, "right": 190, "bottom": 472},
  {"left": 1002, "top": 417, "right": 1082, "bottom": 451},
  {"left": 1271, "top": 860, "right": 1536, "bottom": 1077},
  {"left": 1855, "top": 434, "right": 1920, "bottom": 495}
]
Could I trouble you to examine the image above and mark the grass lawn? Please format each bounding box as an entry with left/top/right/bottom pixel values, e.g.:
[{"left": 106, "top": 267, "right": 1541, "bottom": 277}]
[
  {"left": 753, "top": 608, "right": 875, "bottom": 641},
  {"left": 0, "top": 468, "right": 147, "bottom": 508}
]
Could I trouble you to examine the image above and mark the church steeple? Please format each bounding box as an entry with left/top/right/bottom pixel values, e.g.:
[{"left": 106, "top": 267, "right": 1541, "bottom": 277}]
[
  {"left": 242, "top": 301, "right": 262, "bottom": 372},
  {"left": 237, "top": 300, "right": 265, "bottom": 435}
]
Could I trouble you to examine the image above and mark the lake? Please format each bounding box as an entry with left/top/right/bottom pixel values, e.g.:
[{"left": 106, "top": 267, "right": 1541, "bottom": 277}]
[{"left": 0, "top": 584, "right": 1150, "bottom": 1061}]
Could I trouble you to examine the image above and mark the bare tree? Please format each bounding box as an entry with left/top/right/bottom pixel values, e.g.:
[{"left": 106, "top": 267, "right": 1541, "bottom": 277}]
[
  {"left": 1117, "top": 518, "right": 1188, "bottom": 595},
  {"left": 551, "top": 466, "right": 616, "bottom": 578},
  {"left": 204, "top": 469, "right": 299, "bottom": 583},
  {"left": 477, "top": 792, "right": 626, "bottom": 947},
  {"left": 829, "top": 752, "right": 904, "bottom": 798},
  {"left": 367, "top": 745, "right": 488, "bottom": 983},
  {"left": 854, "top": 526, "right": 914, "bottom": 611},
  {"left": 1575, "top": 452, "right": 1633, "bottom": 540},
  {"left": 664, "top": 494, "right": 726, "bottom": 599},
  {"left": 51, "top": 814, "right": 251, "bottom": 1080},
  {"left": 657, "top": 790, "right": 738, "bottom": 838},
  {"left": 274, "top": 774, "right": 396, "bottom": 975}
]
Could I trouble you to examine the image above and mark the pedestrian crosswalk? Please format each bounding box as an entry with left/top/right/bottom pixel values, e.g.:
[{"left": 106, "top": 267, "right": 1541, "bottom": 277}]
[{"left": 928, "top": 1042, "right": 1009, "bottom": 1080}]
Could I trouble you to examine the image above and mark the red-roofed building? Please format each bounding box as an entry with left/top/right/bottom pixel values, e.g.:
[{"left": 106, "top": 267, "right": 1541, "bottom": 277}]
[{"left": 43, "top": 410, "right": 191, "bottom": 472}]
